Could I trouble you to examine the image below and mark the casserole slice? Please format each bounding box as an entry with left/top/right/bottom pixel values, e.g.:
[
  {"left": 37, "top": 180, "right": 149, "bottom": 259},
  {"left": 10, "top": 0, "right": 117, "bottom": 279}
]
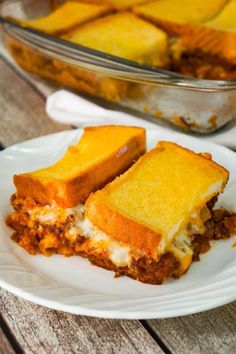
[
  {"left": 84, "top": 141, "right": 231, "bottom": 283},
  {"left": 6, "top": 126, "right": 146, "bottom": 255}
]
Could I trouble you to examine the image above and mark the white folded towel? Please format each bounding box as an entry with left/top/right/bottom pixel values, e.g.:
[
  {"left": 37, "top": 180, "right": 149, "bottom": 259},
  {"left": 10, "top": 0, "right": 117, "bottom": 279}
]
[
  {"left": 46, "top": 90, "right": 236, "bottom": 149},
  {"left": 46, "top": 90, "right": 159, "bottom": 129}
]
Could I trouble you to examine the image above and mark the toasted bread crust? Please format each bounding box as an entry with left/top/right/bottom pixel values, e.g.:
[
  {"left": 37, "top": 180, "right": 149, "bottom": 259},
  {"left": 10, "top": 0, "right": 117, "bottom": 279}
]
[
  {"left": 14, "top": 126, "right": 146, "bottom": 208},
  {"left": 85, "top": 192, "right": 161, "bottom": 258}
]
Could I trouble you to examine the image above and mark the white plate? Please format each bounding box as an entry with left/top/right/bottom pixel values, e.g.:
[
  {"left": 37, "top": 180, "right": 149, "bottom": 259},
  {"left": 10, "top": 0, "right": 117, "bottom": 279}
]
[{"left": 0, "top": 129, "right": 236, "bottom": 319}]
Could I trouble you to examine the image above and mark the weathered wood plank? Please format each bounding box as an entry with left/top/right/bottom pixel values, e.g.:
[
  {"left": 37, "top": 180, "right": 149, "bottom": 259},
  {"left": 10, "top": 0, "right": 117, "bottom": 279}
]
[
  {"left": 0, "top": 289, "right": 162, "bottom": 354},
  {"left": 0, "top": 57, "right": 69, "bottom": 147},
  {"left": 0, "top": 324, "right": 16, "bottom": 354},
  {"left": 147, "top": 301, "right": 236, "bottom": 354},
  {"left": 0, "top": 44, "right": 55, "bottom": 98}
]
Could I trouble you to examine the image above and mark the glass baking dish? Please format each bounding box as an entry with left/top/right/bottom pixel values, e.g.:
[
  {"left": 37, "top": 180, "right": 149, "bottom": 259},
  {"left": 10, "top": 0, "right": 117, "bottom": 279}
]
[{"left": 1, "top": 0, "right": 236, "bottom": 133}]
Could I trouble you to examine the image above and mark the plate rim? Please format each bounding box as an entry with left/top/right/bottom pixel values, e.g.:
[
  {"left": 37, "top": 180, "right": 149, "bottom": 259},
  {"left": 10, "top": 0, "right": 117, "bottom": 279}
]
[{"left": 1, "top": 277, "right": 236, "bottom": 319}]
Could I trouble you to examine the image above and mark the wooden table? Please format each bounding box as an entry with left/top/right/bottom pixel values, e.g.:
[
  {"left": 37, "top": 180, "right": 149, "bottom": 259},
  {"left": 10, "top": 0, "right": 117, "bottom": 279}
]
[{"left": 0, "top": 49, "right": 236, "bottom": 354}]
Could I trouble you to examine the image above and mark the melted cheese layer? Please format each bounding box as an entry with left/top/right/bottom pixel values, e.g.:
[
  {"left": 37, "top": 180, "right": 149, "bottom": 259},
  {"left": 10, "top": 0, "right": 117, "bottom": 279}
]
[
  {"left": 28, "top": 203, "right": 133, "bottom": 267},
  {"left": 26, "top": 202, "right": 210, "bottom": 270}
]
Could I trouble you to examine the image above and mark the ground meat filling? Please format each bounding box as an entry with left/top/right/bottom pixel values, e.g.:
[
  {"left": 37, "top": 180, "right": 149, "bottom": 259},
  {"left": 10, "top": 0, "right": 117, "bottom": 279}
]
[
  {"left": 170, "top": 51, "right": 236, "bottom": 80},
  {"left": 192, "top": 209, "right": 236, "bottom": 261},
  {"left": 6, "top": 194, "right": 236, "bottom": 284},
  {"left": 6, "top": 195, "right": 76, "bottom": 256},
  {"left": 115, "top": 253, "right": 180, "bottom": 284}
]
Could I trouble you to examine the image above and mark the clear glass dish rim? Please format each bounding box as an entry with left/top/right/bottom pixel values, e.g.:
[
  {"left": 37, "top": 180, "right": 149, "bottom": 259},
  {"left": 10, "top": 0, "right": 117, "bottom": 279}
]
[{"left": 1, "top": 15, "right": 236, "bottom": 92}]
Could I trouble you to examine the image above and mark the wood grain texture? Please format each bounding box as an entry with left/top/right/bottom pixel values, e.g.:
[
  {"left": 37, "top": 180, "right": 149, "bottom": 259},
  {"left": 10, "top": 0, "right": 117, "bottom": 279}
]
[
  {"left": 0, "top": 57, "right": 69, "bottom": 147},
  {"left": 0, "top": 325, "right": 15, "bottom": 354},
  {"left": 0, "top": 289, "right": 162, "bottom": 354},
  {"left": 148, "top": 301, "right": 236, "bottom": 354}
]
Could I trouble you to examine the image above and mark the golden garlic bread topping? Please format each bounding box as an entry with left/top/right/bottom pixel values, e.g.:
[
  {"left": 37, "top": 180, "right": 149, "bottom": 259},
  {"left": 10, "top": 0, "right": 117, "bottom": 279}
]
[
  {"left": 133, "top": 0, "right": 228, "bottom": 34},
  {"left": 20, "top": 1, "right": 111, "bottom": 35},
  {"left": 205, "top": 0, "right": 236, "bottom": 32},
  {"left": 65, "top": 12, "right": 168, "bottom": 66},
  {"left": 14, "top": 126, "right": 146, "bottom": 207},
  {"left": 86, "top": 141, "right": 228, "bottom": 259}
]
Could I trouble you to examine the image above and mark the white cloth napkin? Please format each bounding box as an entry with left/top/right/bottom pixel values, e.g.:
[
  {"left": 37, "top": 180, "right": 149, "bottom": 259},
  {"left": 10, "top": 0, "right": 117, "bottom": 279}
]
[
  {"left": 47, "top": 90, "right": 236, "bottom": 149},
  {"left": 46, "top": 90, "right": 158, "bottom": 129}
]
